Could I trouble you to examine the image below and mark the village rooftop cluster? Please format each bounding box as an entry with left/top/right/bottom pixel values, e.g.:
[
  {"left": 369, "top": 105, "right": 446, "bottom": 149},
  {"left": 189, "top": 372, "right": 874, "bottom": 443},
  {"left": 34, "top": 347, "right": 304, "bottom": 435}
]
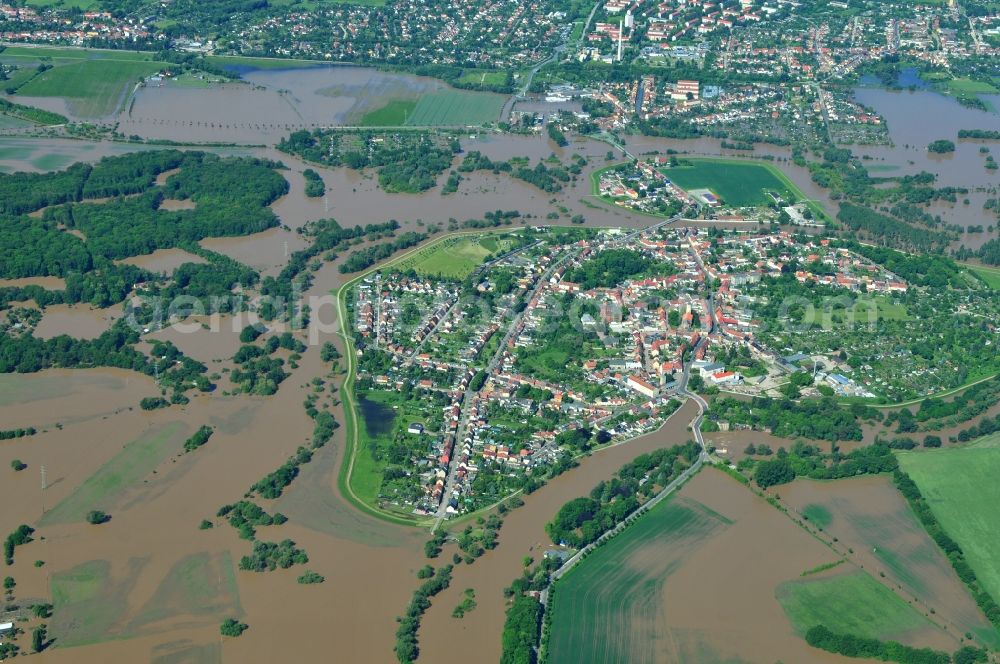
[{"left": 345, "top": 225, "right": 918, "bottom": 518}]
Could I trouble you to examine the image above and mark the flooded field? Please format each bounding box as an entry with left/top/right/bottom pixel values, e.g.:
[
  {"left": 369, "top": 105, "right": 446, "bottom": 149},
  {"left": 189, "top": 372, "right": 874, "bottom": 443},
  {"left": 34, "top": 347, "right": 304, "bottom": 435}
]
[
  {"left": 0, "top": 275, "right": 66, "bottom": 290},
  {"left": 543, "top": 466, "right": 955, "bottom": 663},
  {"left": 200, "top": 227, "right": 309, "bottom": 278},
  {"left": 119, "top": 248, "right": 205, "bottom": 275},
  {"left": 1, "top": 73, "right": 996, "bottom": 664},
  {"left": 781, "top": 475, "right": 1000, "bottom": 649},
  {"left": 418, "top": 401, "right": 704, "bottom": 663},
  {"left": 0, "top": 137, "right": 254, "bottom": 174},
  {"left": 117, "top": 66, "right": 505, "bottom": 143},
  {"left": 32, "top": 302, "right": 124, "bottom": 340},
  {"left": 0, "top": 303, "right": 428, "bottom": 663},
  {"left": 0, "top": 137, "right": 150, "bottom": 173},
  {"left": 664, "top": 470, "right": 955, "bottom": 659},
  {"left": 851, "top": 88, "right": 1000, "bottom": 241}
]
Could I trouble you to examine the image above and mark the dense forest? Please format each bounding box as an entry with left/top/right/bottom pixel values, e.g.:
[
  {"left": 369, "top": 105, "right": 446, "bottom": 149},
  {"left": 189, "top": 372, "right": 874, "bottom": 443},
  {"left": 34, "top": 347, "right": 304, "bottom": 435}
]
[
  {"left": 1, "top": 151, "right": 286, "bottom": 278},
  {"left": 836, "top": 203, "right": 952, "bottom": 253},
  {"left": 566, "top": 248, "right": 663, "bottom": 289},
  {"left": 0, "top": 151, "right": 301, "bottom": 392},
  {"left": 707, "top": 396, "right": 865, "bottom": 442},
  {"left": 278, "top": 129, "right": 460, "bottom": 193}
]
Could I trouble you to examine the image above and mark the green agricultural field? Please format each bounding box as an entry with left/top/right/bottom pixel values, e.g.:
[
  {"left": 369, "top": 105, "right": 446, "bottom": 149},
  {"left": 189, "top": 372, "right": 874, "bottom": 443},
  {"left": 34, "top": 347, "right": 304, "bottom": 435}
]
[
  {"left": 24, "top": 0, "right": 100, "bottom": 8},
  {"left": 39, "top": 421, "right": 189, "bottom": 525},
  {"left": 269, "top": 0, "right": 387, "bottom": 7},
  {"left": 899, "top": 439, "right": 1000, "bottom": 602},
  {"left": 394, "top": 234, "right": 512, "bottom": 279},
  {"left": 17, "top": 59, "right": 163, "bottom": 117},
  {"left": 970, "top": 265, "right": 1000, "bottom": 290},
  {"left": 943, "top": 78, "right": 999, "bottom": 95},
  {"left": 776, "top": 569, "right": 936, "bottom": 640},
  {"left": 663, "top": 158, "right": 798, "bottom": 207},
  {"left": 546, "top": 496, "right": 732, "bottom": 664},
  {"left": 361, "top": 100, "right": 417, "bottom": 126},
  {"left": 204, "top": 54, "right": 324, "bottom": 72},
  {"left": 0, "top": 114, "right": 32, "bottom": 130},
  {"left": 405, "top": 90, "right": 506, "bottom": 126}
]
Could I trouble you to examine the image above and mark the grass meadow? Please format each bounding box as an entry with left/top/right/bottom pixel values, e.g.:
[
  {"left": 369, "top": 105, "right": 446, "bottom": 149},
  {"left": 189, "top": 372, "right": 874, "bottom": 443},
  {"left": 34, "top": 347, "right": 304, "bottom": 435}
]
[
  {"left": 970, "top": 264, "right": 1000, "bottom": 290},
  {"left": 406, "top": 90, "right": 505, "bottom": 126},
  {"left": 393, "top": 234, "right": 514, "bottom": 279}
]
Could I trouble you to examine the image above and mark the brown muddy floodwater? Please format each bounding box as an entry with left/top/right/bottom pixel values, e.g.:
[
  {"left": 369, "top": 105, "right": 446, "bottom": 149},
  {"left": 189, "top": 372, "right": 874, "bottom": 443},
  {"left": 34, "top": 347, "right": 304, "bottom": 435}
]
[
  {"left": 851, "top": 88, "right": 1000, "bottom": 242},
  {"left": 2, "top": 94, "right": 992, "bottom": 663},
  {"left": 200, "top": 227, "right": 309, "bottom": 278},
  {"left": 0, "top": 252, "right": 439, "bottom": 664},
  {"left": 660, "top": 469, "right": 955, "bottom": 661},
  {"left": 117, "top": 66, "right": 505, "bottom": 143},
  {"left": 0, "top": 275, "right": 66, "bottom": 290},
  {"left": 32, "top": 302, "right": 123, "bottom": 339},
  {"left": 119, "top": 247, "right": 205, "bottom": 275}
]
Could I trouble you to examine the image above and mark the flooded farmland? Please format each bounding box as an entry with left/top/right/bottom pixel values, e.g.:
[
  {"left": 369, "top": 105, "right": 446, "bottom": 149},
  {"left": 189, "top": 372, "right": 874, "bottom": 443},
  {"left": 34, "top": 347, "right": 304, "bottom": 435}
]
[
  {"left": 32, "top": 302, "right": 124, "bottom": 340},
  {"left": 417, "top": 401, "right": 705, "bottom": 663},
  {"left": 117, "top": 66, "right": 504, "bottom": 143},
  {"left": 850, "top": 87, "right": 1000, "bottom": 243},
  {"left": 1, "top": 66, "right": 997, "bottom": 664},
  {"left": 781, "top": 475, "right": 1000, "bottom": 649}
]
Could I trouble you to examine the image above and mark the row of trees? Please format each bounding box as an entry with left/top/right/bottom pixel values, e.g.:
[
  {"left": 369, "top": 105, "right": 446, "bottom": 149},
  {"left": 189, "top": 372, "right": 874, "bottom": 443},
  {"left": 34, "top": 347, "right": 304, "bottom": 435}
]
[
  {"left": 752, "top": 441, "right": 898, "bottom": 489},
  {"left": 893, "top": 471, "right": 1000, "bottom": 629},
  {"left": 804, "top": 625, "right": 975, "bottom": 664},
  {"left": 339, "top": 231, "right": 428, "bottom": 273},
  {"left": 395, "top": 565, "right": 453, "bottom": 662},
  {"left": 837, "top": 203, "right": 952, "bottom": 253},
  {"left": 546, "top": 442, "right": 699, "bottom": 547},
  {"left": 499, "top": 595, "right": 542, "bottom": 664}
]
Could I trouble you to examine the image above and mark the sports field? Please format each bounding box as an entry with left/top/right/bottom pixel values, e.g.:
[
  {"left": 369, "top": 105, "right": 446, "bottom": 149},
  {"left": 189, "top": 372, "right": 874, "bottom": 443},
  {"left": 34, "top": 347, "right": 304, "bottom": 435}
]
[
  {"left": 405, "top": 90, "right": 506, "bottom": 126},
  {"left": 663, "top": 158, "right": 798, "bottom": 207},
  {"left": 393, "top": 234, "right": 513, "bottom": 279},
  {"left": 546, "top": 496, "right": 732, "bottom": 664},
  {"left": 39, "top": 421, "right": 189, "bottom": 525},
  {"left": 454, "top": 70, "right": 509, "bottom": 88},
  {"left": 16, "top": 59, "right": 161, "bottom": 117},
  {"left": 776, "top": 569, "right": 935, "bottom": 640},
  {"left": 899, "top": 439, "right": 1000, "bottom": 602}
]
